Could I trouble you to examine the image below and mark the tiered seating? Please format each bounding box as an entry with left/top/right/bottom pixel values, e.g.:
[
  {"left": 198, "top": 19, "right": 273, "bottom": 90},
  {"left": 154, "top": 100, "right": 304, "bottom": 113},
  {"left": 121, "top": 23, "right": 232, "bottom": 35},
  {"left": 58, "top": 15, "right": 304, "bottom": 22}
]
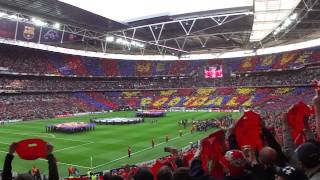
[
  {"left": 47, "top": 52, "right": 75, "bottom": 75},
  {"left": 72, "top": 87, "right": 314, "bottom": 111},
  {"left": 135, "top": 61, "right": 153, "bottom": 76},
  {"left": 63, "top": 54, "right": 88, "bottom": 76},
  {"left": 73, "top": 92, "right": 111, "bottom": 111},
  {"left": 1, "top": 43, "right": 320, "bottom": 77},
  {"left": 0, "top": 43, "right": 319, "bottom": 121}
]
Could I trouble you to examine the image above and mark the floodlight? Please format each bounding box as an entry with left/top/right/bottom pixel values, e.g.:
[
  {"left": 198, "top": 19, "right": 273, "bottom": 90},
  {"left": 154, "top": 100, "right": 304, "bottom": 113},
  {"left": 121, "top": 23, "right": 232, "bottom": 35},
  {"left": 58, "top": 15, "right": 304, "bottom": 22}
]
[
  {"left": 0, "top": 12, "right": 6, "bottom": 17},
  {"left": 289, "top": 13, "right": 298, "bottom": 20},
  {"left": 8, "top": 14, "right": 18, "bottom": 20},
  {"left": 32, "top": 17, "right": 48, "bottom": 27},
  {"left": 106, "top": 36, "right": 114, "bottom": 42},
  {"left": 53, "top": 23, "right": 61, "bottom": 29},
  {"left": 283, "top": 18, "right": 292, "bottom": 28}
]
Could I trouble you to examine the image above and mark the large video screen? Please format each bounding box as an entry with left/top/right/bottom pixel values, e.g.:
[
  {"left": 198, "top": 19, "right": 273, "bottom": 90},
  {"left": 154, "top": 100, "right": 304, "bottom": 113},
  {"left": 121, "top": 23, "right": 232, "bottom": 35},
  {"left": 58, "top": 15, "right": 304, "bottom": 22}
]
[{"left": 204, "top": 65, "right": 223, "bottom": 78}]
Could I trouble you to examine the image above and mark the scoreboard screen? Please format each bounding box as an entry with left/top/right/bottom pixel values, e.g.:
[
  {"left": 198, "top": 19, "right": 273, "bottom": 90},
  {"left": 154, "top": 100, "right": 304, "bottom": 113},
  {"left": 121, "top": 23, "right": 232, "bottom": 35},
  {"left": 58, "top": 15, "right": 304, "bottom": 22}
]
[{"left": 204, "top": 65, "right": 223, "bottom": 78}]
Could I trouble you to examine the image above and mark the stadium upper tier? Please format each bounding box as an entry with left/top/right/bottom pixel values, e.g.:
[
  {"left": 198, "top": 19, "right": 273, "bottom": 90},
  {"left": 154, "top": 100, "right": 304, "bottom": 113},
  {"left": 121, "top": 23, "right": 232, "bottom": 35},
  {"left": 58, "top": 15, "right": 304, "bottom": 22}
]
[
  {"left": 0, "top": 68, "right": 319, "bottom": 91},
  {"left": 0, "top": 43, "right": 319, "bottom": 77}
]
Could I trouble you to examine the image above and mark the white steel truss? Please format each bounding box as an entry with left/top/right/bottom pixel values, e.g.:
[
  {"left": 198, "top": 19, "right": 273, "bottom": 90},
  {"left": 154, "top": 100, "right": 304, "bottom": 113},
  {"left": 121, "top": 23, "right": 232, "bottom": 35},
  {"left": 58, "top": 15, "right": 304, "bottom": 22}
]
[{"left": 110, "top": 10, "right": 253, "bottom": 53}]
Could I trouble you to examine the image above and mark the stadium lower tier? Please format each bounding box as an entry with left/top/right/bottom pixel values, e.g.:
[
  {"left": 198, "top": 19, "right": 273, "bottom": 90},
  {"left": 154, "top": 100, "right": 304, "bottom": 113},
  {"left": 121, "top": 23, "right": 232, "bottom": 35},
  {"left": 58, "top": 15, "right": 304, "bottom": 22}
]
[{"left": 0, "top": 86, "right": 315, "bottom": 121}]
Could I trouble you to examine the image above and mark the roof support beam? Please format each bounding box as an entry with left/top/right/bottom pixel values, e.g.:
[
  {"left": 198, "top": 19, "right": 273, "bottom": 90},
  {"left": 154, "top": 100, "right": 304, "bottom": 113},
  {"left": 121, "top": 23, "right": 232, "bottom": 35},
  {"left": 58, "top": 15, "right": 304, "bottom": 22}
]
[
  {"left": 148, "top": 24, "right": 165, "bottom": 44},
  {"left": 151, "top": 31, "right": 251, "bottom": 43},
  {"left": 111, "top": 11, "right": 251, "bottom": 52},
  {"left": 211, "top": 16, "right": 228, "bottom": 26},
  {"left": 113, "top": 33, "right": 188, "bottom": 53},
  {"left": 179, "top": 19, "right": 196, "bottom": 35},
  {"left": 198, "top": 37, "right": 209, "bottom": 47},
  {"left": 112, "top": 11, "right": 251, "bottom": 32}
]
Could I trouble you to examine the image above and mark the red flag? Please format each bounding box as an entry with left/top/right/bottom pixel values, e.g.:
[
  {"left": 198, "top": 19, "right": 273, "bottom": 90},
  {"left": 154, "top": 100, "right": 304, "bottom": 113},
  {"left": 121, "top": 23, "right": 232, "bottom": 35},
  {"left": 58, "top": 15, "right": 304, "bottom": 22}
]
[
  {"left": 234, "top": 111, "right": 264, "bottom": 151},
  {"left": 16, "top": 138, "right": 47, "bottom": 160},
  {"left": 287, "top": 102, "right": 311, "bottom": 145},
  {"left": 200, "top": 130, "right": 226, "bottom": 179},
  {"left": 184, "top": 150, "right": 195, "bottom": 167},
  {"left": 150, "top": 160, "right": 165, "bottom": 177}
]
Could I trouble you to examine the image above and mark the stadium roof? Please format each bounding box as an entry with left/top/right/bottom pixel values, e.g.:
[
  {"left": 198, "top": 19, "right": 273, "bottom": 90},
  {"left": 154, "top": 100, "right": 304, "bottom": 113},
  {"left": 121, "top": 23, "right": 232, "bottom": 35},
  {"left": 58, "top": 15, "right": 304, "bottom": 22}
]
[
  {"left": 0, "top": 0, "right": 319, "bottom": 57},
  {"left": 0, "top": 0, "right": 127, "bottom": 32},
  {"left": 58, "top": 0, "right": 254, "bottom": 23}
]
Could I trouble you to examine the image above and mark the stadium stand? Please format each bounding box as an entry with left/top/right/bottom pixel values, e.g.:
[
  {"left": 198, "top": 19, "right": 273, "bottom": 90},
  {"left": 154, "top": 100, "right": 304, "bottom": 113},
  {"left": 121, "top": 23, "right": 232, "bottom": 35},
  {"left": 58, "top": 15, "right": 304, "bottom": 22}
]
[
  {"left": 2, "top": 1, "right": 320, "bottom": 179},
  {"left": 0, "top": 41, "right": 320, "bottom": 180},
  {"left": 0, "top": 43, "right": 319, "bottom": 121}
]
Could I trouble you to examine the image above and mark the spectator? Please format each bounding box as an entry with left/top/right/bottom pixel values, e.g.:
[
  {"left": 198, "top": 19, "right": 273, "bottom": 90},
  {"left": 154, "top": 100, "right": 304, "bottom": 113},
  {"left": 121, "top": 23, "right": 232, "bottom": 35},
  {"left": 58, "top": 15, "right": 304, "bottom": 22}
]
[
  {"left": 133, "top": 168, "right": 153, "bottom": 180},
  {"left": 274, "top": 166, "right": 307, "bottom": 180},
  {"left": 295, "top": 142, "right": 320, "bottom": 180},
  {"left": 1, "top": 143, "right": 59, "bottom": 180},
  {"left": 172, "top": 167, "right": 193, "bottom": 180},
  {"left": 156, "top": 166, "right": 173, "bottom": 180}
]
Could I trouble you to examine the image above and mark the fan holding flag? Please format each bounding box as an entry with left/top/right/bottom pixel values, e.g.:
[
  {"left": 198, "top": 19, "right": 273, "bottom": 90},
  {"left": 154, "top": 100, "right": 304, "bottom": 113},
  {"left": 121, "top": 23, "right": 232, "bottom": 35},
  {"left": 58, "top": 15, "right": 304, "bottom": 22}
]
[
  {"left": 312, "top": 79, "right": 320, "bottom": 141},
  {"left": 1, "top": 139, "right": 59, "bottom": 180}
]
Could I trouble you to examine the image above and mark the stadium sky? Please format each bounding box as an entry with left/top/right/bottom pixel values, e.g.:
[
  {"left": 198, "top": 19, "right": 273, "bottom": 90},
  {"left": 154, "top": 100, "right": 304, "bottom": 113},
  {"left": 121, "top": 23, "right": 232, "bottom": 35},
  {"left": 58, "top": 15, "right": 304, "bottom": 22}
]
[{"left": 59, "top": 0, "right": 253, "bottom": 23}]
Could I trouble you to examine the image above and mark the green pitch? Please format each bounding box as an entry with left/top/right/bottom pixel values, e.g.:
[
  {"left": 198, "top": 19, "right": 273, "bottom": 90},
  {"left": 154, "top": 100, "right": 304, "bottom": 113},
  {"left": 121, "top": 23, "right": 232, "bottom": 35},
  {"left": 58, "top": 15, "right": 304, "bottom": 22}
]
[{"left": 0, "top": 111, "right": 240, "bottom": 177}]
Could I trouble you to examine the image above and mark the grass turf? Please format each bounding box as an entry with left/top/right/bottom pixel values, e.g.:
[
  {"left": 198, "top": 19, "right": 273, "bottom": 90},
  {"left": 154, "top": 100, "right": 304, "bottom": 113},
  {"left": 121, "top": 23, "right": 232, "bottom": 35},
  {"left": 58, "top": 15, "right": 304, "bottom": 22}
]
[{"left": 0, "top": 111, "right": 240, "bottom": 177}]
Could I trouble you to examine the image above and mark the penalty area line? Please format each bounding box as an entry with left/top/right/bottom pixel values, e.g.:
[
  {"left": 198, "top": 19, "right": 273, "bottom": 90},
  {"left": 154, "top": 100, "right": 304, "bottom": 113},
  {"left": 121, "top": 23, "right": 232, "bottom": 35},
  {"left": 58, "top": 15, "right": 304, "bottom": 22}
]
[
  {"left": 2, "top": 131, "right": 94, "bottom": 144},
  {"left": 54, "top": 142, "right": 94, "bottom": 153},
  {"left": 0, "top": 150, "right": 90, "bottom": 169},
  {"left": 0, "top": 131, "right": 56, "bottom": 138},
  {"left": 92, "top": 134, "right": 190, "bottom": 169}
]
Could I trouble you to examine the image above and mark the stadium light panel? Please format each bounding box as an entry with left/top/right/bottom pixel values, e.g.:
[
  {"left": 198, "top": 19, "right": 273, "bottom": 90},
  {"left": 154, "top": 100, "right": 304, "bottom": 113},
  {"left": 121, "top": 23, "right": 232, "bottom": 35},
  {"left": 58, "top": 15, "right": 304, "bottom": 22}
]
[
  {"left": 106, "top": 36, "right": 115, "bottom": 42},
  {"left": 289, "top": 13, "right": 298, "bottom": 20},
  {"left": 32, "top": 17, "right": 48, "bottom": 27},
  {"left": 130, "top": 41, "right": 145, "bottom": 48},
  {"left": 0, "top": 12, "right": 6, "bottom": 17},
  {"left": 8, "top": 14, "right": 18, "bottom": 20},
  {"left": 283, "top": 18, "right": 292, "bottom": 27}
]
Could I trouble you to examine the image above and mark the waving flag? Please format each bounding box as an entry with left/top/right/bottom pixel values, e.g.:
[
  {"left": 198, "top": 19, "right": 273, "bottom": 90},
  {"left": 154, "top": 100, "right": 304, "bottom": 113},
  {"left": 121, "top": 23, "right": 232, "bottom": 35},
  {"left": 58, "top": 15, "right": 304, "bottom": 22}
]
[
  {"left": 200, "top": 130, "right": 226, "bottom": 179},
  {"left": 234, "top": 111, "right": 263, "bottom": 151},
  {"left": 287, "top": 102, "right": 311, "bottom": 145}
]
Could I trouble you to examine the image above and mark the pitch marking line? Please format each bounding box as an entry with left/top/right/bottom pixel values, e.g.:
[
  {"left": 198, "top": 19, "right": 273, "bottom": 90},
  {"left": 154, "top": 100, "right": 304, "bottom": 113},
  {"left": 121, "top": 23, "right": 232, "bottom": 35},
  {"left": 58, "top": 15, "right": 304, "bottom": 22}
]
[
  {"left": 0, "top": 150, "right": 90, "bottom": 169},
  {"left": 92, "top": 134, "right": 193, "bottom": 169},
  {"left": 54, "top": 142, "right": 94, "bottom": 153},
  {"left": 2, "top": 131, "right": 93, "bottom": 144},
  {"left": 0, "top": 131, "right": 56, "bottom": 138},
  {"left": 0, "top": 142, "right": 10, "bottom": 145}
]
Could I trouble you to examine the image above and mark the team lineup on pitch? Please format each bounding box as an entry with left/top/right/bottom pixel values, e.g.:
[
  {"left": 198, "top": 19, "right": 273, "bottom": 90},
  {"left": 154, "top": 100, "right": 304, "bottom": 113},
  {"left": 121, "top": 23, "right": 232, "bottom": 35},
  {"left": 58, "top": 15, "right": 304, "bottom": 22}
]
[{"left": 0, "top": 111, "right": 239, "bottom": 177}]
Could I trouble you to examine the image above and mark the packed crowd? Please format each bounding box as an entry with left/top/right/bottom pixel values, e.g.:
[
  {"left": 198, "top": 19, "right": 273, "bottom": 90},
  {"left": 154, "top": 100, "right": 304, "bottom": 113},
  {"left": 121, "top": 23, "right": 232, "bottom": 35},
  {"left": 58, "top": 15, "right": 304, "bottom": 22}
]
[
  {"left": 0, "top": 68, "right": 319, "bottom": 92},
  {"left": 0, "top": 85, "right": 315, "bottom": 121},
  {"left": 0, "top": 43, "right": 319, "bottom": 78},
  {"left": 0, "top": 94, "right": 92, "bottom": 121}
]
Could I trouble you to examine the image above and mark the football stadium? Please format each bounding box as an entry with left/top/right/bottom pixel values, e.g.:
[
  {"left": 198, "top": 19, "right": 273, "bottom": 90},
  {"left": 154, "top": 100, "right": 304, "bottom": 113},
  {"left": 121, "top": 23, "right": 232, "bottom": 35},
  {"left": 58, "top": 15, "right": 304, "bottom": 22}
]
[{"left": 0, "top": 0, "right": 320, "bottom": 180}]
